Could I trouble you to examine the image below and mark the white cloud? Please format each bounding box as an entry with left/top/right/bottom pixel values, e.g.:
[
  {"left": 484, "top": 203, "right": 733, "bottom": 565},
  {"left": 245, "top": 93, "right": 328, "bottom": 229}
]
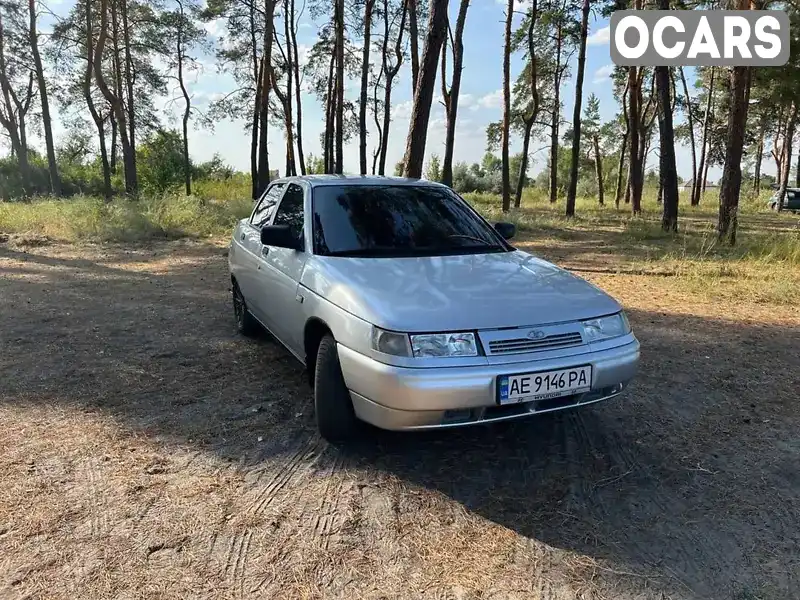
[
  {"left": 494, "top": 0, "right": 532, "bottom": 11},
  {"left": 587, "top": 25, "right": 610, "bottom": 46},
  {"left": 471, "top": 89, "right": 502, "bottom": 111},
  {"left": 459, "top": 93, "right": 475, "bottom": 108},
  {"left": 295, "top": 44, "right": 311, "bottom": 68},
  {"left": 391, "top": 100, "right": 414, "bottom": 120},
  {"left": 298, "top": 22, "right": 313, "bottom": 29},
  {"left": 203, "top": 18, "right": 224, "bottom": 38},
  {"left": 593, "top": 64, "right": 615, "bottom": 84}
]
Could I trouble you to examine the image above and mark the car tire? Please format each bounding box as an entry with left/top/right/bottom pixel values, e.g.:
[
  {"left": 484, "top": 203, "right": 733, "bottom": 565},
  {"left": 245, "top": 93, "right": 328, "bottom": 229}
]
[
  {"left": 314, "top": 334, "right": 359, "bottom": 442},
  {"left": 232, "top": 281, "right": 260, "bottom": 337}
]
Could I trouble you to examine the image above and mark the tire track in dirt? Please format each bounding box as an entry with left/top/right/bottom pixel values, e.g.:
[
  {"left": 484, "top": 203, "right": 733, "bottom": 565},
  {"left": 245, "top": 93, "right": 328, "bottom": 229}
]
[
  {"left": 310, "top": 450, "right": 347, "bottom": 551},
  {"left": 83, "top": 457, "right": 108, "bottom": 538},
  {"left": 214, "top": 431, "right": 324, "bottom": 597}
]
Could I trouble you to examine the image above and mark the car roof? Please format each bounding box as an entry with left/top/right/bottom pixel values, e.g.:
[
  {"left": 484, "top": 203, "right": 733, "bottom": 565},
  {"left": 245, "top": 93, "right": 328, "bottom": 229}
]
[{"left": 271, "top": 174, "right": 446, "bottom": 189}]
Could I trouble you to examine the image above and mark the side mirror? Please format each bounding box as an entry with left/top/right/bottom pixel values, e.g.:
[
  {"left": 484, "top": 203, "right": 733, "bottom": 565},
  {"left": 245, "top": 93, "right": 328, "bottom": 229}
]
[
  {"left": 494, "top": 221, "right": 516, "bottom": 240},
  {"left": 260, "top": 224, "right": 302, "bottom": 251}
]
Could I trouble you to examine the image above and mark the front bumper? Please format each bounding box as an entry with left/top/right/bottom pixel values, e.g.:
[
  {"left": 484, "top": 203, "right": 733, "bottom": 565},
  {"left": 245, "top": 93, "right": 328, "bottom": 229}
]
[{"left": 337, "top": 339, "right": 640, "bottom": 430}]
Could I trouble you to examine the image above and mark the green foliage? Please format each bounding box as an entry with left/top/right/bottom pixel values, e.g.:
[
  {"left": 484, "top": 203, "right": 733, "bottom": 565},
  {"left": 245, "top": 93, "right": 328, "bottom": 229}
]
[
  {"left": 306, "top": 154, "right": 326, "bottom": 174},
  {"left": 193, "top": 154, "right": 235, "bottom": 180},
  {"left": 137, "top": 129, "right": 188, "bottom": 194},
  {"left": 0, "top": 151, "right": 123, "bottom": 199},
  {"left": 425, "top": 154, "right": 441, "bottom": 181},
  {"left": 450, "top": 152, "right": 527, "bottom": 195}
]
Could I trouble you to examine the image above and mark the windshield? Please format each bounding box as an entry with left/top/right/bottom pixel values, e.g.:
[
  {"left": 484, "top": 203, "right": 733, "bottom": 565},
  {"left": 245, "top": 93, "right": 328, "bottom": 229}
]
[{"left": 311, "top": 185, "right": 509, "bottom": 257}]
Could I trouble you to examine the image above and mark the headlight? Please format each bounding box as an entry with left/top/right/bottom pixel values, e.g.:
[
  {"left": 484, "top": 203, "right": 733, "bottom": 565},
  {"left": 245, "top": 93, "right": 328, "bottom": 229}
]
[
  {"left": 371, "top": 327, "right": 412, "bottom": 356},
  {"left": 410, "top": 332, "right": 478, "bottom": 357},
  {"left": 581, "top": 312, "right": 631, "bottom": 342}
]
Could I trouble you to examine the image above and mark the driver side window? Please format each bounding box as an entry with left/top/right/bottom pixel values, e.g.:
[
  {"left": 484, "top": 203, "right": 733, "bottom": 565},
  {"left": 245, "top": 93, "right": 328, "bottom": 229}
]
[
  {"left": 272, "top": 183, "right": 305, "bottom": 240},
  {"left": 250, "top": 183, "right": 285, "bottom": 228}
]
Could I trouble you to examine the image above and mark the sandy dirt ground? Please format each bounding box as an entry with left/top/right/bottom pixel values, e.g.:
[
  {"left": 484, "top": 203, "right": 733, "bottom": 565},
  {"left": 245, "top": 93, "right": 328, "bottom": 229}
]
[{"left": 1, "top": 236, "right": 798, "bottom": 600}]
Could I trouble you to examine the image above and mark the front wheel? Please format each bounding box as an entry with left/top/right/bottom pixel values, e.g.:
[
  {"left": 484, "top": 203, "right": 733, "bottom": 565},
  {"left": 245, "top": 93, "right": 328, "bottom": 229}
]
[{"left": 314, "top": 335, "right": 359, "bottom": 442}]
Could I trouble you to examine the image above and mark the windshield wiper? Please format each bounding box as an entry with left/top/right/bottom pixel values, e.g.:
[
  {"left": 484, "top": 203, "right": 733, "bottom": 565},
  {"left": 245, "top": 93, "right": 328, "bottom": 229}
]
[
  {"left": 325, "top": 247, "right": 409, "bottom": 257},
  {"left": 446, "top": 234, "right": 504, "bottom": 249}
]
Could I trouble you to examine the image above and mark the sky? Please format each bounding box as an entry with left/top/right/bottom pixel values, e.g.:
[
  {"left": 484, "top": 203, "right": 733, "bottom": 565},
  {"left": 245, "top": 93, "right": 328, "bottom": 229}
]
[{"left": 29, "top": 0, "right": 723, "bottom": 182}]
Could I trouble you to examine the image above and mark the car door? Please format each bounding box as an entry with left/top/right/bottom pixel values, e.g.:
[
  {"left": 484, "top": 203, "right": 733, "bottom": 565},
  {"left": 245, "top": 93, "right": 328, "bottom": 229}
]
[
  {"left": 234, "top": 182, "right": 286, "bottom": 322},
  {"left": 255, "top": 182, "right": 309, "bottom": 356}
]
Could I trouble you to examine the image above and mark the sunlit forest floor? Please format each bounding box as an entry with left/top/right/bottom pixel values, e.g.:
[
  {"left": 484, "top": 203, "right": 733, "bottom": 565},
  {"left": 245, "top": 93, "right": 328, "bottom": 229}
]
[{"left": 1, "top": 186, "right": 799, "bottom": 599}]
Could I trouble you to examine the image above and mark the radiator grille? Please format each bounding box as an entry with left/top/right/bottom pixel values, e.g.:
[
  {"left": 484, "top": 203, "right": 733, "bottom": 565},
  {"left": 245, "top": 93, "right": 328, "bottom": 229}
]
[{"left": 487, "top": 331, "right": 583, "bottom": 355}]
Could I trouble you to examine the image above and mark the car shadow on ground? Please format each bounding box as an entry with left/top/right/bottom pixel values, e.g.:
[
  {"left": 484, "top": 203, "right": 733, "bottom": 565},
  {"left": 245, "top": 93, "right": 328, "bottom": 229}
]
[
  {"left": 337, "top": 308, "right": 800, "bottom": 599},
  {"left": 1, "top": 241, "right": 798, "bottom": 598}
]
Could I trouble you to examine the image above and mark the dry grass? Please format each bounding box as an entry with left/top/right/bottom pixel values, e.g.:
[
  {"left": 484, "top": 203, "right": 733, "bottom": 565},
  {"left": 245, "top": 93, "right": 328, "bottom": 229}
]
[{"left": 1, "top": 206, "right": 800, "bottom": 599}]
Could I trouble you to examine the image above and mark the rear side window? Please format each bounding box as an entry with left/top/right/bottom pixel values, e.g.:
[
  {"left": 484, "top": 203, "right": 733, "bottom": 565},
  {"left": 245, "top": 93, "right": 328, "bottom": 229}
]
[
  {"left": 272, "top": 183, "right": 305, "bottom": 239},
  {"left": 250, "top": 183, "right": 285, "bottom": 227}
]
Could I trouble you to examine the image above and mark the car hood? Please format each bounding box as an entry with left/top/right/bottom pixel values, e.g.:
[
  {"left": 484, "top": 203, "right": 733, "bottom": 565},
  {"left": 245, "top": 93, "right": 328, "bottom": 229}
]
[{"left": 302, "top": 250, "right": 621, "bottom": 332}]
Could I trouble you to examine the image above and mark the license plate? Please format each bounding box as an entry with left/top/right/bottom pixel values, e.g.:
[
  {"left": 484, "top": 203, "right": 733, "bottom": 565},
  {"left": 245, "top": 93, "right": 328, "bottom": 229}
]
[{"left": 497, "top": 365, "right": 592, "bottom": 405}]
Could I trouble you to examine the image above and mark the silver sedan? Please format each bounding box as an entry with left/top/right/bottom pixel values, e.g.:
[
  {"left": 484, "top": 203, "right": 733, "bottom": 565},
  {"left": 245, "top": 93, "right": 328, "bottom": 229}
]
[{"left": 228, "top": 175, "right": 639, "bottom": 441}]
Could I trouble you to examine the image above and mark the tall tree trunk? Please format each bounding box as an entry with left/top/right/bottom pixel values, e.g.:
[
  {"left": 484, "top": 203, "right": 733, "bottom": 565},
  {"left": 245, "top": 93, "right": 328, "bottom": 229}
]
[
  {"left": 334, "top": 0, "right": 345, "bottom": 174},
  {"left": 656, "top": 56, "right": 678, "bottom": 232},
  {"left": 120, "top": 0, "right": 137, "bottom": 185},
  {"left": 753, "top": 124, "right": 764, "bottom": 195},
  {"left": 83, "top": 0, "right": 112, "bottom": 200},
  {"left": 624, "top": 160, "right": 632, "bottom": 204},
  {"left": 593, "top": 135, "right": 604, "bottom": 205},
  {"left": 401, "top": 0, "right": 448, "bottom": 179},
  {"left": 251, "top": 58, "right": 263, "bottom": 198},
  {"left": 628, "top": 66, "right": 642, "bottom": 214},
  {"left": 288, "top": 0, "right": 305, "bottom": 174},
  {"left": 407, "top": 0, "right": 419, "bottom": 91},
  {"left": 379, "top": 0, "right": 407, "bottom": 174},
  {"left": 776, "top": 104, "right": 797, "bottom": 213},
  {"left": 371, "top": 66, "right": 383, "bottom": 175},
  {"left": 269, "top": 67, "right": 295, "bottom": 176},
  {"left": 324, "top": 48, "right": 335, "bottom": 173},
  {"left": 441, "top": 0, "right": 470, "bottom": 188},
  {"left": 614, "top": 82, "right": 630, "bottom": 209},
  {"left": 95, "top": 0, "right": 137, "bottom": 194},
  {"left": 565, "top": 0, "right": 590, "bottom": 217},
  {"left": 358, "top": 0, "right": 374, "bottom": 174},
  {"left": 378, "top": 81, "right": 392, "bottom": 175},
  {"left": 514, "top": 0, "right": 539, "bottom": 208},
  {"left": 695, "top": 67, "right": 715, "bottom": 206},
  {"left": 500, "top": 0, "right": 513, "bottom": 211},
  {"left": 515, "top": 120, "right": 534, "bottom": 207},
  {"left": 28, "top": 0, "right": 61, "bottom": 195},
  {"left": 249, "top": 0, "right": 260, "bottom": 197},
  {"left": 110, "top": 116, "right": 118, "bottom": 174},
  {"left": 275, "top": 0, "right": 296, "bottom": 176},
  {"left": 257, "top": 0, "right": 276, "bottom": 194},
  {"left": 679, "top": 66, "right": 697, "bottom": 206},
  {"left": 257, "top": 59, "right": 271, "bottom": 192},
  {"left": 548, "top": 18, "right": 563, "bottom": 204},
  {"left": 614, "top": 134, "right": 627, "bottom": 209},
  {"left": 718, "top": 62, "right": 749, "bottom": 244},
  {"left": 176, "top": 2, "right": 192, "bottom": 195}
]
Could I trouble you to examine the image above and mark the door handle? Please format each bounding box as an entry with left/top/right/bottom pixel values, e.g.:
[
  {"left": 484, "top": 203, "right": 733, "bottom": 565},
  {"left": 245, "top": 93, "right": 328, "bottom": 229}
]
[
  {"left": 240, "top": 232, "right": 246, "bottom": 241},
  {"left": 261, "top": 246, "right": 269, "bottom": 257}
]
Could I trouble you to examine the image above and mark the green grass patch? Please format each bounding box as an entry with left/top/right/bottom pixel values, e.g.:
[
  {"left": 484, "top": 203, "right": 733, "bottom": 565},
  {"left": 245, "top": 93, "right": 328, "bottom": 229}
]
[{"left": 0, "top": 193, "right": 253, "bottom": 242}]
